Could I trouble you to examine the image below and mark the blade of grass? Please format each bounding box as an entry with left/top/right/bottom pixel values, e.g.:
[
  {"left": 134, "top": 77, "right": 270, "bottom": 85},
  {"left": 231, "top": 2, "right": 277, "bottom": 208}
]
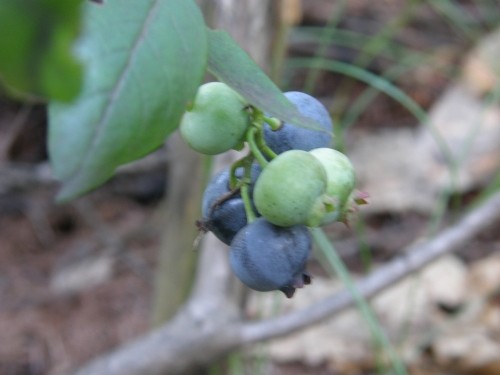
[
  {"left": 310, "top": 227, "right": 408, "bottom": 375},
  {"left": 227, "top": 352, "right": 245, "bottom": 375},
  {"left": 288, "top": 58, "right": 462, "bottom": 233},
  {"left": 287, "top": 58, "right": 456, "bottom": 171},
  {"left": 291, "top": 27, "right": 434, "bottom": 68},
  {"left": 428, "top": 74, "right": 500, "bottom": 232},
  {"left": 428, "top": 0, "right": 480, "bottom": 42},
  {"left": 337, "top": 49, "right": 454, "bottom": 138},
  {"left": 303, "top": 0, "right": 348, "bottom": 93},
  {"left": 290, "top": 56, "right": 466, "bottom": 261},
  {"left": 348, "top": 1, "right": 420, "bottom": 68},
  {"left": 339, "top": 57, "right": 425, "bottom": 135},
  {"left": 456, "top": 85, "right": 500, "bottom": 209},
  {"left": 483, "top": 1, "right": 500, "bottom": 29},
  {"left": 330, "top": 0, "right": 420, "bottom": 115},
  {"left": 291, "top": 1, "right": 420, "bottom": 165},
  {"left": 465, "top": 1, "right": 500, "bottom": 30},
  {"left": 355, "top": 218, "right": 373, "bottom": 273}
]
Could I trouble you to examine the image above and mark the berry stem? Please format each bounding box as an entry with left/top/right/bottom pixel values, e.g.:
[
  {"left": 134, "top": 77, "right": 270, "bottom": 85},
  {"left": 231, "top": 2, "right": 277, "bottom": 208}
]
[
  {"left": 229, "top": 155, "right": 257, "bottom": 223},
  {"left": 241, "top": 183, "right": 256, "bottom": 223},
  {"left": 247, "top": 127, "right": 268, "bottom": 168},
  {"left": 247, "top": 107, "right": 278, "bottom": 160},
  {"left": 229, "top": 155, "right": 252, "bottom": 190},
  {"left": 255, "top": 126, "right": 278, "bottom": 160},
  {"left": 263, "top": 116, "right": 282, "bottom": 131}
]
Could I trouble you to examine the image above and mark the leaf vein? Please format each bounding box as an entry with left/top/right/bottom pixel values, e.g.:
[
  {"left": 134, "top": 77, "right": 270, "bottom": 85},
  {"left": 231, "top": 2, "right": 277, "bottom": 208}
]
[{"left": 71, "top": 0, "right": 162, "bottom": 182}]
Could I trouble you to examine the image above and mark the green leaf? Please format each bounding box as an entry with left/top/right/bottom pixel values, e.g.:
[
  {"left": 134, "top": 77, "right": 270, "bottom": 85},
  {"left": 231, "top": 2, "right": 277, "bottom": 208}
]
[
  {"left": 0, "top": 0, "right": 83, "bottom": 101},
  {"left": 207, "top": 29, "right": 327, "bottom": 133},
  {"left": 49, "top": 0, "right": 207, "bottom": 202}
]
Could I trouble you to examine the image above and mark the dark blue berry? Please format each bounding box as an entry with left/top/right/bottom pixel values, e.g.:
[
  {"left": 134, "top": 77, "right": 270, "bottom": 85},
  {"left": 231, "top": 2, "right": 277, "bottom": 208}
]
[
  {"left": 264, "top": 91, "right": 333, "bottom": 155},
  {"left": 201, "top": 164, "right": 261, "bottom": 245},
  {"left": 229, "top": 218, "right": 312, "bottom": 298}
]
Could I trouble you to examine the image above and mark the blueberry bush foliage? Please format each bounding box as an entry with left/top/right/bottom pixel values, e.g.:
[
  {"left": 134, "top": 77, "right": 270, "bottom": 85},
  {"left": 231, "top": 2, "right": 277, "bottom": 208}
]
[{"left": 1, "top": 0, "right": 328, "bottom": 202}]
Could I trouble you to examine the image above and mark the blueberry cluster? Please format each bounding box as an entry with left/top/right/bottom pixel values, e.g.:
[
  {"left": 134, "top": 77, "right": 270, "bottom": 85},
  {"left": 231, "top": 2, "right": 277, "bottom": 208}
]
[{"left": 181, "top": 82, "right": 366, "bottom": 298}]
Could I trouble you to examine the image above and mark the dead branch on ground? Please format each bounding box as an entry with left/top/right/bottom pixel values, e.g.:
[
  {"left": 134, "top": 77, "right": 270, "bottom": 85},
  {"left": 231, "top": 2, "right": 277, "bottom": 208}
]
[{"left": 73, "top": 191, "right": 500, "bottom": 375}]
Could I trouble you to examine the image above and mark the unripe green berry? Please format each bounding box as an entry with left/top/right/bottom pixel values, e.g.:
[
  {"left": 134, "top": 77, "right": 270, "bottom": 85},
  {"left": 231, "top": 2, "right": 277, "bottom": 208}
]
[
  {"left": 254, "top": 150, "right": 328, "bottom": 227},
  {"left": 309, "top": 148, "right": 356, "bottom": 224},
  {"left": 179, "top": 82, "right": 249, "bottom": 155}
]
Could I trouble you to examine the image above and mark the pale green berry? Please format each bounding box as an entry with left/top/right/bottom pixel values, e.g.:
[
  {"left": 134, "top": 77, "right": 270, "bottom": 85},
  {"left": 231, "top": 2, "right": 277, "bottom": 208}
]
[
  {"left": 309, "top": 148, "right": 356, "bottom": 224},
  {"left": 179, "top": 82, "right": 249, "bottom": 155},
  {"left": 254, "top": 150, "right": 328, "bottom": 227}
]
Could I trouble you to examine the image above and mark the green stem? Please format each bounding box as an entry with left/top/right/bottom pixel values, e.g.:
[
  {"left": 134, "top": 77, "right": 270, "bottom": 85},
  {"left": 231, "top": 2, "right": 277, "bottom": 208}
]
[
  {"left": 241, "top": 183, "right": 256, "bottom": 223},
  {"left": 228, "top": 154, "right": 257, "bottom": 223},
  {"left": 248, "top": 107, "right": 279, "bottom": 160},
  {"left": 263, "top": 116, "right": 282, "bottom": 130},
  {"left": 247, "top": 127, "right": 268, "bottom": 168},
  {"left": 229, "top": 163, "right": 241, "bottom": 191},
  {"left": 255, "top": 127, "right": 278, "bottom": 160},
  {"left": 229, "top": 155, "right": 252, "bottom": 190}
]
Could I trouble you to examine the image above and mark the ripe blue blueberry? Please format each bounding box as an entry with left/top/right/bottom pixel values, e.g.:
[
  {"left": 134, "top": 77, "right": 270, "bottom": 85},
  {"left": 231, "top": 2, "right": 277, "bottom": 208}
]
[
  {"left": 201, "top": 164, "right": 261, "bottom": 245},
  {"left": 229, "top": 218, "right": 312, "bottom": 298},
  {"left": 264, "top": 91, "right": 333, "bottom": 155}
]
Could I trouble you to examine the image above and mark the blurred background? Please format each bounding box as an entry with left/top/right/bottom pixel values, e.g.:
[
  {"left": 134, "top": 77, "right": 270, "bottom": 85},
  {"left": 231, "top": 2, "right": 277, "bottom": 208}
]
[{"left": 1, "top": 0, "right": 500, "bottom": 374}]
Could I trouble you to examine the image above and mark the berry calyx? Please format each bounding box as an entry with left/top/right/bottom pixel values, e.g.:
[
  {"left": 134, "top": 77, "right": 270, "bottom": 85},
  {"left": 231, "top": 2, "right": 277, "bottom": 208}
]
[{"left": 309, "top": 148, "right": 356, "bottom": 225}]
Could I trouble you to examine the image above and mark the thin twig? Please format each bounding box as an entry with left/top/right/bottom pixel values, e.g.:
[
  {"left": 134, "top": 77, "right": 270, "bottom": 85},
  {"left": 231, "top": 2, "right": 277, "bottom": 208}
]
[
  {"left": 240, "top": 192, "right": 500, "bottom": 344},
  {"left": 0, "top": 149, "right": 168, "bottom": 194}
]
